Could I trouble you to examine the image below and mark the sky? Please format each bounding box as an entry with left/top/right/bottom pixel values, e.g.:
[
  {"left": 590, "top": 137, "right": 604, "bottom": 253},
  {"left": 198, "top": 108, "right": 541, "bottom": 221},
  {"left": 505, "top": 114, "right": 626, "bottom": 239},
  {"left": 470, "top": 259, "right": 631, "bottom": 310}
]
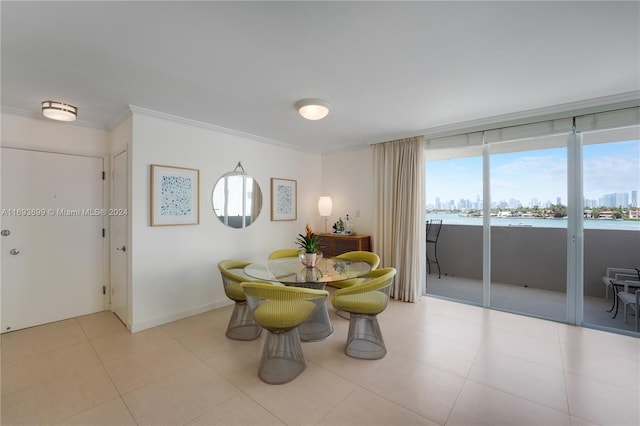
[{"left": 425, "top": 139, "right": 640, "bottom": 207}]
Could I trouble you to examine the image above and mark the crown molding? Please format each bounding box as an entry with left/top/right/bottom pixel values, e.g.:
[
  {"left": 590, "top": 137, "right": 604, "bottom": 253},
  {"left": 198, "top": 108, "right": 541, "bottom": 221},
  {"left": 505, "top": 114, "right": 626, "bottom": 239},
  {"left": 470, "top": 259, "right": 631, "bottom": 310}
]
[{"left": 127, "top": 105, "right": 312, "bottom": 153}]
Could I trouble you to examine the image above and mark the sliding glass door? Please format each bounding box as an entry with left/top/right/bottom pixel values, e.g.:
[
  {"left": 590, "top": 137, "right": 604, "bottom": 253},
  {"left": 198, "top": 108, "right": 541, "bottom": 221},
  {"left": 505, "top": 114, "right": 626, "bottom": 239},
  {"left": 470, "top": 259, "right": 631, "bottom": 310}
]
[
  {"left": 581, "top": 128, "right": 640, "bottom": 333},
  {"left": 488, "top": 137, "right": 568, "bottom": 322},
  {"left": 424, "top": 108, "right": 639, "bottom": 335}
]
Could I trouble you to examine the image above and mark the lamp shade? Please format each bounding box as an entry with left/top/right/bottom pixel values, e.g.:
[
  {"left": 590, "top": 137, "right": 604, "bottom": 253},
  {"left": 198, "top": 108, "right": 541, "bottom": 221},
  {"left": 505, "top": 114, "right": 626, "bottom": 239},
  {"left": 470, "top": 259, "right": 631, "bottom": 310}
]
[
  {"left": 318, "top": 196, "right": 333, "bottom": 217},
  {"left": 42, "top": 101, "right": 77, "bottom": 122},
  {"left": 295, "top": 99, "right": 330, "bottom": 120}
]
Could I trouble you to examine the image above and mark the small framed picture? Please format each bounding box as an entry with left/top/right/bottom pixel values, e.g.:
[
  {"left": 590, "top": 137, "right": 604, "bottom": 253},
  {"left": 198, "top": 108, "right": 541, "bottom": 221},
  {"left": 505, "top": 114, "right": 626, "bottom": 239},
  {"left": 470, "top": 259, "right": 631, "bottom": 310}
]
[
  {"left": 271, "top": 178, "right": 297, "bottom": 221},
  {"left": 150, "top": 164, "right": 200, "bottom": 226}
]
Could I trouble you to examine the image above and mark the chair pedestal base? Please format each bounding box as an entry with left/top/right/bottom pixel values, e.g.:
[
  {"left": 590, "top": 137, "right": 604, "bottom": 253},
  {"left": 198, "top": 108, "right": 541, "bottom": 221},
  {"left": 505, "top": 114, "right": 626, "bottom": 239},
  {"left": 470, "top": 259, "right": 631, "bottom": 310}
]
[
  {"left": 345, "top": 313, "right": 386, "bottom": 360},
  {"left": 226, "top": 301, "right": 262, "bottom": 341},
  {"left": 259, "top": 328, "right": 306, "bottom": 384},
  {"left": 298, "top": 304, "right": 333, "bottom": 341}
]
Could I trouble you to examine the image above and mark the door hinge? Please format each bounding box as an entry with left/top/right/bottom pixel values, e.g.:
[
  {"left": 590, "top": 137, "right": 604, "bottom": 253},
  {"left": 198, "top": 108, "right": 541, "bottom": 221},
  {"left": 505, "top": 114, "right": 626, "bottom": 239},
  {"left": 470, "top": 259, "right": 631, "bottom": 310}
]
[
  {"left": 102, "top": 228, "right": 105, "bottom": 238},
  {"left": 102, "top": 285, "right": 106, "bottom": 295},
  {"left": 102, "top": 171, "right": 106, "bottom": 180}
]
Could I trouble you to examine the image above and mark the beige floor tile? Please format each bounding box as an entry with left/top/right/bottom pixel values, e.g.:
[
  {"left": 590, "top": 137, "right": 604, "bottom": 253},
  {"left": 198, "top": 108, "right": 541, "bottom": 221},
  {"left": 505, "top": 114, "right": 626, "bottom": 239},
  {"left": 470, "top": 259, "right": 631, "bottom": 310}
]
[
  {"left": 446, "top": 380, "right": 571, "bottom": 426},
  {"left": 76, "top": 311, "right": 129, "bottom": 340},
  {"left": 1, "top": 364, "right": 119, "bottom": 425},
  {"left": 89, "top": 326, "right": 179, "bottom": 364},
  {"left": 244, "top": 363, "right": 357, "bottom": 425},
  {"left": 1, "top": 319, "right": 87, "bottom": 364},
  {"left": 122, "top": 363, "right": 240, "bottom": 426},
  {"left": 355, "top": 352, "right": 465, "bottom": 425},
  {"left": 481, "top": 327, "right": 564, "bottom": 369},
  {"left": 101, "top": 340, "right": 201, "bottom": 394},
  {"left": 468, "top": 348, "right": 568, "bottom": 412},
  {"left": 204, "top": 339, "right": 264, "bottom": 390},
  {"left": 558, "top": 323, "right": 640, "bottom": 361},
  {"left": 565, "top": 371, "right": 640, "bottom": 426},
  {"left": 490, "top": 309, "right": 562, "bottom": 342},
  {"left": 561, "top": 342, "right": 639, "bottom": 391},
  {"left": 318, "top": 388, "right": 440, "bottom": 426},
  {"left": 414, "top": 313, "right": 488, "bottom": 346},
  {"left": 2, "top": 341, "right": 102, "bottom": 396},
  {"left": 187, "top": 393, "right": 285, "bottom": 426},
  {"left": 386, "top": 327, "right": 481, "bottom": 378},
  {"left": 56, "top": 397, "right": 137, "bottom": 426},
  {"left": 170, "top": 325, "right": 253, "bottom": 361}
]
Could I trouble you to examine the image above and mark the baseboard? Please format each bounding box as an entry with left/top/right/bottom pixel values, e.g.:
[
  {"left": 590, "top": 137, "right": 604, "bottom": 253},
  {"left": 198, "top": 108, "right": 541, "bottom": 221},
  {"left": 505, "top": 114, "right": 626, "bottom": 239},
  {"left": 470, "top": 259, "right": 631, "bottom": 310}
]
[{"left": 129, "top": 299, "right": 233, "bottom": 333}]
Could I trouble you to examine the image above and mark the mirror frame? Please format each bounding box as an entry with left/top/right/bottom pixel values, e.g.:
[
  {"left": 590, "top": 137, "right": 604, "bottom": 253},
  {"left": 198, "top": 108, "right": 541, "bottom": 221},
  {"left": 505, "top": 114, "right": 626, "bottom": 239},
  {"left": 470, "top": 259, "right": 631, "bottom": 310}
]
[{"left": 212, "top": 163, "right": 262, "bottom": 228}]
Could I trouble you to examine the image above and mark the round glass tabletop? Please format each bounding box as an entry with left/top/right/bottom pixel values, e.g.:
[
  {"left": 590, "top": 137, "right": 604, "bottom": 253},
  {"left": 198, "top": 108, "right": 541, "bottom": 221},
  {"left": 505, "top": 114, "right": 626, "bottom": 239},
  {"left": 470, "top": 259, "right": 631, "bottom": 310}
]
[{"left": 244, "top": 257, "right": 371, "bottom": 285}]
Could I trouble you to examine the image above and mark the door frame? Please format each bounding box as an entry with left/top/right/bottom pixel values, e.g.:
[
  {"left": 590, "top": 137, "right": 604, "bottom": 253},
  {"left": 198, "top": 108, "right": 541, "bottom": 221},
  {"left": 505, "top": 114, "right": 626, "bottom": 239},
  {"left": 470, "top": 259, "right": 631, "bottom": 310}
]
[{"left": 110, "top": 146, "right": 131, "bottom": 329}]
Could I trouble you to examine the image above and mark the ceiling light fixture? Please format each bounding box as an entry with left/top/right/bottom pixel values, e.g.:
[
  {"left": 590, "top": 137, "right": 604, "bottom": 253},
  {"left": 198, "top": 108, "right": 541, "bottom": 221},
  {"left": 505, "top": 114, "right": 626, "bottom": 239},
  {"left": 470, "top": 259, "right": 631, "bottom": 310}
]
[
  {"left": 295, "top": 98, "right": 330, "bottom": 120},
  {"left": 42, "top": 100, "right": 77, "bottom": 122}
]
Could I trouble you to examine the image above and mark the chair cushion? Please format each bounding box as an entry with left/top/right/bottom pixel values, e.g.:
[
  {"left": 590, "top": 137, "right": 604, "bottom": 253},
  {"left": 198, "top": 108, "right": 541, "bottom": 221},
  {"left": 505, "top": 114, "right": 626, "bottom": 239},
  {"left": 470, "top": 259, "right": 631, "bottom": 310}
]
[
  {"left": 333, "top": 291, "right": 388, "bottom": 315},
  {"left": 253, "top": 300, "right": 317, "bottom": 329}
]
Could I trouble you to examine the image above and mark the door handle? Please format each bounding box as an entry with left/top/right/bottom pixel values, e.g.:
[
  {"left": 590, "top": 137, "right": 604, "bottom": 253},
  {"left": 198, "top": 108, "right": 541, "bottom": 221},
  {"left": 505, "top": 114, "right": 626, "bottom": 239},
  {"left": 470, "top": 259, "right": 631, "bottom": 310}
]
[
  {"left": 116, "top": 246, "right": 126, "bottom": 252},
  {"left": 9, "top": 248, "right": 20, "bottom": 255}
]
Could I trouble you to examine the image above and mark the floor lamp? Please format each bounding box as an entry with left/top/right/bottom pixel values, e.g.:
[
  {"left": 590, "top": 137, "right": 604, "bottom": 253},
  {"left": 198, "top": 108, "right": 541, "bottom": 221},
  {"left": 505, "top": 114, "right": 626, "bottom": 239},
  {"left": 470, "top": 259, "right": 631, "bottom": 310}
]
[{"left": 318, "top": 196, "right": 333, "bottom": 234}]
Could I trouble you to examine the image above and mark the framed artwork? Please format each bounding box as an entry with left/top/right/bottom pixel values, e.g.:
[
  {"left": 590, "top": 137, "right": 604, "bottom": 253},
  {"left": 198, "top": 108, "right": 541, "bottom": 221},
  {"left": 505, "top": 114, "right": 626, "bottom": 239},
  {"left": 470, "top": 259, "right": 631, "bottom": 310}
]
[
  {"left": 150, "top": 164, "right": 200, "bottom": 226},
  {"left": 271, "top": 178, "right": 297, "bottom": 221}
]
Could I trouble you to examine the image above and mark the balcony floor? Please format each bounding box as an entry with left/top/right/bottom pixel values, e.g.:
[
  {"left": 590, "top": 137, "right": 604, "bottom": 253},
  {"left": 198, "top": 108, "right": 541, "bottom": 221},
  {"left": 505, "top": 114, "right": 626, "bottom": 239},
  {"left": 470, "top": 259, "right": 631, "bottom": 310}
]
[{"left": 425, "top": 274, "right": 639, "bottom": 335}]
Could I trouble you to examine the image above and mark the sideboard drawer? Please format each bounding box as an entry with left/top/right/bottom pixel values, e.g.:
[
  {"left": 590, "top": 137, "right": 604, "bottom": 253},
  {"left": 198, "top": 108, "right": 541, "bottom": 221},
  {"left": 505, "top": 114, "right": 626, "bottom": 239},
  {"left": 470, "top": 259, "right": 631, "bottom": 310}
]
[{"left": 318, "top": 234, "right": 371, "bottom": 257}]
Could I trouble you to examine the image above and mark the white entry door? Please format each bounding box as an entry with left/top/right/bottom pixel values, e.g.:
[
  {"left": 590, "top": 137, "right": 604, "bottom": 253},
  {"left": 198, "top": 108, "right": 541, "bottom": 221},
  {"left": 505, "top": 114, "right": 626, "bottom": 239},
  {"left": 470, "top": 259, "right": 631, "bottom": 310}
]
[
  {"left": 110, "top": 149, "right": 129, "bottom": 325},
  {"left": 1, "top": 148, "right": 105, "bottom": 332}
]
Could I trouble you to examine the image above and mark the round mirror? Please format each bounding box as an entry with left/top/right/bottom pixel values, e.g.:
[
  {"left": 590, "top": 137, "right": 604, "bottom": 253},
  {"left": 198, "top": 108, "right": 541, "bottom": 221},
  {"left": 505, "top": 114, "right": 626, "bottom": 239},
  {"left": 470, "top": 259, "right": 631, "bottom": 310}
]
[{"left": 212, "top": 171, "right": 262, "bottom": 228}]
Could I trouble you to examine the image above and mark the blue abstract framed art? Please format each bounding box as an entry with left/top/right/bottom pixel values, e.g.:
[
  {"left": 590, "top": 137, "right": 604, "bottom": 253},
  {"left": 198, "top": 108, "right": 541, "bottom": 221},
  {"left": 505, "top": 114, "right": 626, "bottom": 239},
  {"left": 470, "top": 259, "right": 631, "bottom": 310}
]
[
  {"left": 270, "top": 177, "right": 297, "bottom": 221},
  {"left": 150, "top": 164, "right": 200, "bottom": 226}
]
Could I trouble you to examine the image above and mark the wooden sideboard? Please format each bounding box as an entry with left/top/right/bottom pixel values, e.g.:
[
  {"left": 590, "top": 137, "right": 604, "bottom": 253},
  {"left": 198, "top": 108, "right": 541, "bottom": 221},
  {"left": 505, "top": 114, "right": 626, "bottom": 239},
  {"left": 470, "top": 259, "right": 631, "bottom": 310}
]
[{"left": 318, "top": 234, "right": 371, "bottom": 257}]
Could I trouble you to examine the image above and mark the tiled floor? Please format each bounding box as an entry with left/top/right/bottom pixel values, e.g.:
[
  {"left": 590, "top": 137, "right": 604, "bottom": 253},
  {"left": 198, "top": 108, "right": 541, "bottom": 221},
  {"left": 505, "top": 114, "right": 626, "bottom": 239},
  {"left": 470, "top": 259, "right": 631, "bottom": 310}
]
[{"left": 2, "top": 295, "right": 639, "bottom": 425}]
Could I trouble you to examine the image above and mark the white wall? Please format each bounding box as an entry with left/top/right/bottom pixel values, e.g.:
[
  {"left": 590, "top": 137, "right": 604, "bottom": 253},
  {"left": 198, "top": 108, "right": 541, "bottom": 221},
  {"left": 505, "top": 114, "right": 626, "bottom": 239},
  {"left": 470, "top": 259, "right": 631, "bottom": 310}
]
[
  {"left": 128, "top": 111, "right": 324, "bottom": 330},
  {"left": 321, "top": 147, "right": 375, "bottom": 238},
  {"left": 0, "top": 111, "right": 375, "bottom": 333},
  {"left": 1, "top": 113, "right": 109, "bottom": 155}
]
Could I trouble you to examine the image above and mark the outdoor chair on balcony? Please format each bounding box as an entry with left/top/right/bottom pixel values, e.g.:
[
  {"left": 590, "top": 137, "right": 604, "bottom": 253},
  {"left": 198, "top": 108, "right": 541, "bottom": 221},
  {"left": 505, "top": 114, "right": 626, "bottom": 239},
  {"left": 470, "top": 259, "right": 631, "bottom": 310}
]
[
  {"left": 426, "top": 219, "right": 442, "bottom": 279},
  {"left": 602, "top": 267, "right": 640, "bottom": 316},
  {"left": 601, "top": 267, "right": 638, "bottom": 303},
  {"left": 616, "top": 287, "right": 640, "bottom": 332}
]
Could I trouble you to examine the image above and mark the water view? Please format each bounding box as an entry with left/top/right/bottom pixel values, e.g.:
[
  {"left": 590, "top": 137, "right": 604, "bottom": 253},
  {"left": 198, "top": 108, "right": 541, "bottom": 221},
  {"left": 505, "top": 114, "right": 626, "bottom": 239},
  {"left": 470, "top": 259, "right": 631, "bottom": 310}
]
[{"left": 426, "top": 212, "right": 640, "bottom": 231}]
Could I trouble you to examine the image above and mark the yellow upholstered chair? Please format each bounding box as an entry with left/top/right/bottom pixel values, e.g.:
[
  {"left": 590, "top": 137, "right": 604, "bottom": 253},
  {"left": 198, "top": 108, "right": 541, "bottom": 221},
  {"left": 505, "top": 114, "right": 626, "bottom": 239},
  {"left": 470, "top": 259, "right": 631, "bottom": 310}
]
[
  {"left": 330, "top": 251, "right": 380, "bottom": 289},
  {"left": 331, "top": 267, "right": 396, "bottom": 359},
  {"left": 218, "top": 259, "right": 263, "bottom": 341},
  {"left": 330, "top": 251, "right": 381, "bottom": 319},
  {"left": 241, "top": 282, "right": 328, "bottom": 384},
  {"left": 268, "top": 248, "right": 301, "bottom": 259}
]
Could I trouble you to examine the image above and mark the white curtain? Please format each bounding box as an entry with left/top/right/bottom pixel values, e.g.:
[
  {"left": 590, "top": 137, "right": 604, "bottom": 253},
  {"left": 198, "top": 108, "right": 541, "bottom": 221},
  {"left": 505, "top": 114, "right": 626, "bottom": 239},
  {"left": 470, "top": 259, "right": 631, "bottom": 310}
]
[{"left": 373, "top": 136, "right": 426, "bottom": 302}]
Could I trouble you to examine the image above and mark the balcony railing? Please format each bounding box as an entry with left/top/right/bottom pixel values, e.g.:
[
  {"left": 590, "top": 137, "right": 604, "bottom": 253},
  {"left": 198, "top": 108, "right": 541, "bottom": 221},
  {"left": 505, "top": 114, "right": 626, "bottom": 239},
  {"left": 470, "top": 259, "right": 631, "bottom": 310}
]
[{"left": 425, "top": 223, "right": 640, "bottom": 334}]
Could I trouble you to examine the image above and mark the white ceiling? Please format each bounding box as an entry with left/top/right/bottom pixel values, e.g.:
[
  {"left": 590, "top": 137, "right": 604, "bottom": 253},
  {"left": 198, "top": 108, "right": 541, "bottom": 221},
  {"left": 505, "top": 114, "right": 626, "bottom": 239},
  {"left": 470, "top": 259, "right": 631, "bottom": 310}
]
[{"left": 2, "top": 1, "right": 639, "bottom": 153}]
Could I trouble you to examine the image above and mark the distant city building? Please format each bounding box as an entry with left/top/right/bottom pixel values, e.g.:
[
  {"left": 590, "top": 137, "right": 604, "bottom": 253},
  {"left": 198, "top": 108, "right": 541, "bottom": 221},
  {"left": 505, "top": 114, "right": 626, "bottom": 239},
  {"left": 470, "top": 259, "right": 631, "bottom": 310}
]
[
  {"left": 632, "top": 190, "right": 638, "bottom": 208},
  {"left": 599, "top": 192, "right": 629, "bottom": 208}
]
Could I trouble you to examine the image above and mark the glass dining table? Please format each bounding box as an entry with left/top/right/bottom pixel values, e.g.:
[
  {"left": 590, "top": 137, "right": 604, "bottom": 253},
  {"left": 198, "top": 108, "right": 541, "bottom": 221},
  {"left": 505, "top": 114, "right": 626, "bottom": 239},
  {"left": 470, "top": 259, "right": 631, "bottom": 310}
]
[{"left": 244, "top": 256, "right": 372, "bottom": 341}]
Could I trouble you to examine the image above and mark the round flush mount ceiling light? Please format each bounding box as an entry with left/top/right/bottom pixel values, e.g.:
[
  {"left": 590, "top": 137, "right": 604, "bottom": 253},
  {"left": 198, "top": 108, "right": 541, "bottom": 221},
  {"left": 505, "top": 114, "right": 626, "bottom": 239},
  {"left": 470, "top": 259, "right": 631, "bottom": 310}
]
[
  {"left": 42, "top": 100, "right": 77, "bottom": 122},
  {"left": 295, "top": 98, "right": 330, "bottom": 120}
]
